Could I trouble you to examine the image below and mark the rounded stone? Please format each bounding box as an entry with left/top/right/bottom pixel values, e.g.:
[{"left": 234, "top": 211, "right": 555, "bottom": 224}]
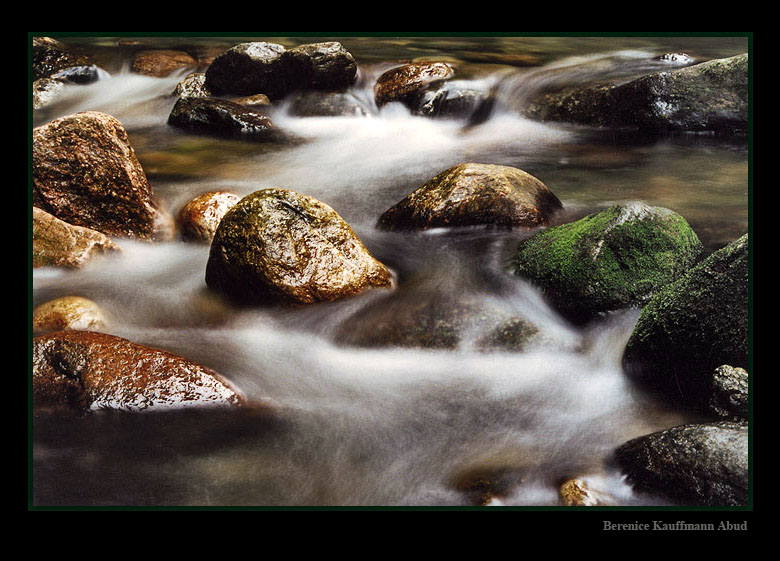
[
  {"left": 177, "top": 190, "right": 241, "bottom": 243},
  {"left": 32, "top": 296, "right": 106, "bottom": 334}
]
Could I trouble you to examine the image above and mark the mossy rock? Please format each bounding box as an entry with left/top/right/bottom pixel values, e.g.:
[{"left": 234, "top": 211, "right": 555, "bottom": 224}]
[
  {"left": 511, "top": 203, "right": 703, "bottom": 323},
  {"left": 622, "top": 234, "right": 748, "bottom": 407}
]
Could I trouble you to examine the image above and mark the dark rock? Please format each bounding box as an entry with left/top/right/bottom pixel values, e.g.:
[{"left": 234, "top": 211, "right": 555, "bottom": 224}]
[
  {"left": 285, "top": 42, "right": 357, "bottom": 90},
  {"left": 33, "top": 111, "right": 173, "bottom": 240},
  {"left": 374, "top": 62, "right": 455, "bottom": 108},
  {"left": 205, "top": 42, "right": 290, "bottom": 98},
  {"left": 378, "top": 163, "right": 562, "bottom": 231},
  {"left": 33, "top": 207, "right": 120, "bottom": 269},
  {"left": 173, "top": 72, "right": 212, "bottom": 99},
  {"left": 33, "top": 37, "right": 91, "bottom": 80},
  {"left": 167, "top": 97, "right": 287, "bottom": 142},
  {"left": 205, "top": 189, "right": 393, "bottom": 305},
  {"left": 511, "top": 203, "right": 703, "bottom": 323},
  {"left": 709, "top": 365, "right": 749, "bottom": 420},
  {"left": 131, "top": 49, "right": 197, "bottom": 77},
  {"left": 49, "top": 64, "right": 101, "bottom": 84},
  {"left": 416, "top": 86, "right": 491, "bottom": 119},
  {"left": 287, "top": 91, "right": 368, "bottom": 117},
  {"left": 32, "top": 296, "right": 106, "bottom": 334},
  {"left": 622, "top": 234, "right": 748, "bottom": 407},
  {"left": 177, "top": 190, "right": 241, "bottom": 243},
  {"left": 614, "top": 422, "right": 748, "bottom": 506},
  {"left": 33, "top": 331, "right": 244, "bottom": 413}
]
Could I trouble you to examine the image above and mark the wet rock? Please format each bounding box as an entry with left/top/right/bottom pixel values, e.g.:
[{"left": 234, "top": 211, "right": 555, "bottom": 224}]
[
  {"left": 374, "top": 62, "right": 455, "bottom": 108},
  {"left": 285, "top": 42, "right": 358, "bottom": 91},
  {"left": 32, "top": 78, "right": 65, "bottom": 110},
  {"left": 654, "top": 53, "right": 696, "bottom": 65},
  {"left": 476, "top": 318, "right": 541, "bottom": 352},
  {"left": 33, "top": 37, "right": 91, "bottom": 80},
  {"left": 33, "top": 111, "right": 173, "bottom": 240},
  {"left": 231, "top": 93, "right": 272, "bottom": 107},
  {"left": 167, "top": 97, "right": 287, "bottom": 142},
  {"left": 526, "top": 53, "right": 748, "bottom": 134},
  {"left": 33, "top": 331, "right": 244, "bottom": 413},
  {"left": 177, "top": 190, "right": 241, "bottom": 243},
  {"left": 33, "top": 207, "right": 120, "bottom": 269},
  {"left": 622, "top": 234, "right": 748, "bottom": 407},
  {"left": 450, "top": 465, "right": 523, "bottom": 506},
  {"left": 378, "top": 163, "right": 563, "bottom": 231},
  {"left": 206, "top": 189, "right": 393, "bottom": 305},
  {"left": 709, "top": 365, "right": 749, "bottom": 420},
  {"left": 511, "top": 203, "right": 703, "bottom": 323},
  {"left": 131, "top": 49, "right": 197, "bottom": 77},
  {"left": 416, "top": 86, "right": 491, "bottom": 119},
  {"left": 173, "top": 72, "right": 212, "bottom": 99},
  {"left": 32, "top": 296, "right": 106, "bottom": 334},
  {"left": 614, "top": 421, "right": 748, "bottom": 506},
  {"left": 49, "top": 64, "right": 101, "bottom": 84},
  {"left": 287, "top": 91, "right": 368, "bottom": 117},
  {"left": 559, "top": 478, "right": 601, "bottom": 506}
]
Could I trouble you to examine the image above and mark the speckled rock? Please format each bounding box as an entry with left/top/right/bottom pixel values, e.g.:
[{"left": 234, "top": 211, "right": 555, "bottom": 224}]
[
  {"left": 709, "top": 365, "right": 749, "bottom": 420},
  {"left": 287, "top": 91, "right": 368, "bottom": 117},
  {"left": 33, "top": 111, "right": 173, "bottom": 240},
  {"left": 511, "top": 203, "right": 703, "bottom": 323},
  {"left": 623, "top": 234, "right": 748, "bottom": 407},
  {"left": 32, "top": 296, "right": 106, "bottom": 334},
  {"left": 33, "top": 331, "right": 244, "bottom": 413},
  {"left": 378, "top": 163, "right": 562, "bottom": 231},
  {"left": 132, "top": 49, "right": 197, "bottom": 77},
  {"left": 33, "top": 37, "right": 91, "bottom": 80},
  {"left": 614, "top": 421, "right": 748, "bottom": 506},
  {"left": 177, "top": 190, "right": 241, "bottom": 243},
  {"left": 374, "top": 62, "right": 455, "bottom": 108},
  {"left": 206, "top": 189, "right": 393, "bottom": 305},
  {"left": 559, "top": 479, "right": 601, "bottom": 506},
  {"left": 173, "top": 72, "right": 212, "bottom": 99},
  {"left": 32, "top": 78, "right": 65, "bottom": 110},
  {"left": 33, "top": 207, "right": 120, "bottom": 269},
  {"left": 168, "top": 97, "right": 287, "bottom": 142}
]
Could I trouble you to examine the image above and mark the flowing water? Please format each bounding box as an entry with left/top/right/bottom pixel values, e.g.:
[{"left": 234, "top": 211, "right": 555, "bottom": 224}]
[{"left": 31, "top": 36, "right": 748, "bottom": 506}]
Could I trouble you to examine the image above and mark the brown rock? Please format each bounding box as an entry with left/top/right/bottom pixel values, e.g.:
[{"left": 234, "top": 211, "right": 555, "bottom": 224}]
[
  {"left": 559, "top": 478, "right": 601, "bottom": 506},
  {"left": 229, "top": 93, "right": 272, "bottom": 107},
  {"left": 177, "top": 190, "right": 241, "bottom": 243},
  {"left": 32, "top": 296, "right": 106, "bottom": 334},
  {"left": 33, "top": 207, "right": 120, "bottom": 268},
  {"left": 374, "top": 62, "right": 455, "bottom": 108},
  {"left": 451, "top": 466, "right": 523, "bottom": 505},
  {"left": 132, "top": 49, "right": 197, "bottom": 77},
  {"left": 33, "top": 111, "right": 173, "bottom": 240},
  {"left": 33, "top": 331, "right": 244, "bottom": 413}
]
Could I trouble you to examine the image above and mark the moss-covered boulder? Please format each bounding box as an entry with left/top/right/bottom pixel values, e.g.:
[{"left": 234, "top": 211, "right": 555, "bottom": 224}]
[
  {"left": 378, "top": 163, "right": 563, "bottom": 231},
  {"left": 709, "top": 365, "right": 749, "bottom": 420},
  {"left": 32, "top": 296, "right": 107, "bottom": 334},
  {"left": 167, "top": 97, "right": 287, "bottom": 142},
  {"left": 374, "top": 62, "right": 455, "bottom": 108},
  {"left": 177, "top": 190, "right": 241, "bottom": 243},
  {"left": 511, "top": 203, "right": 703, "bottom": 323},
  {"left": 622, "top": 234, "right": 748, "bottom": 407},
  {"left": 205, "top": 189, "right": 393, "bottom": 305},
  {"left": 526, "top": 54, "right": 748, "bottom": 134},
  {"left": 33, "top": 207, "right": 120, "bottom": 269},
  {"left": 614, "top": 421, "right": 748, "bottom": 506}
]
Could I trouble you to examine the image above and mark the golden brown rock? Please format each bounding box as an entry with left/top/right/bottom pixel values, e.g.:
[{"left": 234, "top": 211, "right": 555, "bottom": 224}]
[
  {"left": 132, "top": 49, "right": 197, "bottom": 77},
  {"left": 374, "top": 62, "right": 455, "bottom": 108},
  {"left": 559, "top": 478, "right": 600, "bottom": 506},
  {"left": 177, "top": 190, "right": 241, "bottom": 243},
  {"left": 33, "top": 207, "right": 120, "bottom": 268},
  {"left": 32, "top": 296, "right": 107, "bottom": 334}
]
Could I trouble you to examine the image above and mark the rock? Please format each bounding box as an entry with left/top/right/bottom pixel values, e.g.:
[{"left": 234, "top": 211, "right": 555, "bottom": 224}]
[
  {"left": 206, "top": 189, "right": 393, "bottom": 305},
  {"left": 654, "top": 52, "right": 697, "bottom": 66},
  {"left": 167, "top": 97, "right": 287, "bottom": 142},
  {"left": 476, "top": 318, "right": 542, "bottom": 352},
  {"left": 33, "top": 111, "right": 173, "bottom": 240},
  {"left": 33, "top": 207, "right": 120, "bottom": 269},
  {"left": 230, "top": 93, "right": 272, "bottom": 107},
  {"left": 450, "top": 465, "right": 523, "bottom": 506},
  {"left": 709, "top": 365, "right": 749, "bottom": 420},
  {"left": 377, "top": 163, "right": 563, "bottom": 231},
  {"left": 49, "top": 64, "right": 101, "bottom": 84},
  {"left": 374, "top": 62, "right": 455, "bottom": 108},
  {"left": 131, "top": 49, "right": 197, "bottom": 77},
  {"left": 526, "top": 53, "right": 748, "bottom": 134},
  {"left": 285, "top": 42, "right": 358, "bottom": 90},
  {"left": 614, "top": 421, "right": 748, "bottom": 506},
  {"left": 32, "top": 78, "right": 65, "bottom": 110},
  {"left": 287, "top": 91, "right": 368, "bottom": 117},
  {"left": 511, "top": 203, "right": 703, "bottom": 323},
  {"left": 416, "top": 86, "right": 491, "bottom": 119},
  {"left": 559, "top": 478, "right": 601, "bottom": 506},
  {"left": 33, "top": 37, "right": 91, "bottom": 80},
  {"left": 32, "top": 296, "right": 106, "bottom": 334},
  {"left": 32, "top": 331, "right": 244, "bottom": 413},
  {"left": 177, "top": 190, "right": 241, "bottom": 243},
  {"left": 622, "top": 234, "right": 748, "bottom": 407},
  {"left": 173, "top": 72, "right": 212, "bottom": 99}
]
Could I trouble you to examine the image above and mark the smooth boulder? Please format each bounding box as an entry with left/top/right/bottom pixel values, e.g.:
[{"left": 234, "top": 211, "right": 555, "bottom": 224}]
[
  {"left": 511, "top": 203, "right": 703, "bottom": 323},
  {"left": 206, "top": 189, "right": 393, "bottom": 304},
  {"left": 33, "top": 331, "right": 244, "bottom": 413},
  {"left": 33, "top": 207, "right": 120, "bottom": 269},
  {"left": 374, "top": 62, "right": 455, "bottom": 108},
  {"left": 33, "top": 111, "right": 173, "bottom": 240},
  {"left": 622, "top": 234, "right": 748, "bottom": 407},
  {"left": 614, "top": 422, "right": 748, "bottom": 506},
  {"left": 378, "top": 163, "right": 562, "bottom": 231},
  {"left": 168, "top": 97, "right": 286, "bottom": 142},
  {"left": 32, "top": 296, "right": 107, "bottom": 334},
  {"left": 177, "top": 190, "right": 241, "bottom": 243}
]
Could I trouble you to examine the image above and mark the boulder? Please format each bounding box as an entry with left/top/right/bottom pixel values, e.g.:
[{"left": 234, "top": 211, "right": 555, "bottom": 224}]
[
  {"left": 32, "top": 296, "right": 106, "bottom": 334},
  {"left": 177, "top": 190, "right": 241, "bottom": 243},
  {"left": 614, "top": 421, "right": 748, "bottom": 506},
  {"left": 167, "top": 97, "right": 287, "bottom": 142},
  {"left": 622, "top": 234, "right": 748, "bottom": 406},
  {"left": 206, "top": 189, "right": 393, "bottom": 304},
  {"left": 374, "top": 62, "right": 455, "bottom": 108},
  {"left": 284, "top": 42, "right": 357, "bottom": 90},
  {"left": 32, "top": 37, "right": 91, "bottom": 80},
  {"left": 33, "top": 207, "right": 120, "bottom": 269},
  {"left": 33, "top": 111, "right": 173, "bottom": 240},
  {"left": 33, "top": 331, "right": 244, "bottom": 413},
  {"left": 709, "top": 365, "right": 749, "bottom": 420},
  {"left": 511, "top": 203, "right": 703, "bottom": 323},
  {"left": 559, "top": 478, "right": 602, "bottom": 506},
  {"left": 32, "top": 78, "right": 65, "bottom": 110},
  {"left": 173, "top": 72, "right": 212, "bottom": 99},
  {"left": 476, "top": 318, "right": 543, "bottom": 352},
  {"left": 526, "top": 53, "right": 748, "bottom": 134},
  {"left": 49, "top": 65, "right": 101, "bottom": 84},
  {"left": 377, "top": 163, "right": 563, "bottom": 231},
  {"left": 287, "top": 91, "right": 368, "bottom": 117},
  {"left": 131, "top": 49, "right": 197, "bottom": 77},
  {"left": 416, "top": 86, "right": 491, "bottom": 119}
]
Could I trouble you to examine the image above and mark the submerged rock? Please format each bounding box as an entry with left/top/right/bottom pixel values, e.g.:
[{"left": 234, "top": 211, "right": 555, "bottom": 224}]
[
  {"left": 173, "top": 72, "right": 212, "bottom": 99},
  {"left": 476, "top": 317, "right": 542, "bottom": 352},
  {"left": 33, "top": 207, "right": 120, "bottom": 269},
  {"left": 622, "top": 234, "right": 748, "bottom": 407},
  {"left": 205, "top": 189, "right": 392, "bottom": 305},
  {"left": 709, "top": 365, "right": 749, "bottom": 420},
  {"left": 287, "top": 91, "right": 368, "bottom": 117},
  {"left": 614, "top": 421, "right": 748, "bottom": 506},
  {"left": 374, "top": 62, "right": 455, "bottom": 108},
  {"left": 167, "top": 97, "right": 287, "bottom": 142},
  {"left": 33, "top": 111, "right": 173, "bottom": 240},
  {"left": 33, "top": 331, "right": 244, "bottom": 413},
  {"left": 378, "top": 163, "right": 562, "bottom": 231},
  {"left": 177, "top": 190, "right": 241, "bottom": 243},
  {"left": 132, "top": 49, "right": 197, "bottom": 77},
  {"left": 32, "top": 296, "right": 106, "bottom": 334},
  {"left": 32, "top": 37, "right": 91, "bottom": 80},
  {"left": 511, "top": 203, "right": 703, "bottom": 323}
]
